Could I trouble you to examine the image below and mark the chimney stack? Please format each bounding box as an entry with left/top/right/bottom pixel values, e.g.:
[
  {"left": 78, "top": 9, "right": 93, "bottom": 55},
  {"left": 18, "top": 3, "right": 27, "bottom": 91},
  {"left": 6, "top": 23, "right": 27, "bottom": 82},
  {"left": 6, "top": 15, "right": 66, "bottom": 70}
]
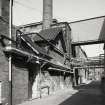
[{"left": 42, "top": 0, "right": 52, "bottom": 29}]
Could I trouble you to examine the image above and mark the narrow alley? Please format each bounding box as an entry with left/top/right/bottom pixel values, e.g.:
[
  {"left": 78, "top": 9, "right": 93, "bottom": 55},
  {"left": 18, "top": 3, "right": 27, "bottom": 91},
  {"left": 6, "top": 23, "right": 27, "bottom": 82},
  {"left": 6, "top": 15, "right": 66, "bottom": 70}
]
[
  {"left": 0, "top": 0, "right": 105, "bottom": 105},
  {"left": 19, "top": 81, "right": 102, "bottom": 105},
  {"left": 59, "top": 81, "right": 102, "bottom": 105}
]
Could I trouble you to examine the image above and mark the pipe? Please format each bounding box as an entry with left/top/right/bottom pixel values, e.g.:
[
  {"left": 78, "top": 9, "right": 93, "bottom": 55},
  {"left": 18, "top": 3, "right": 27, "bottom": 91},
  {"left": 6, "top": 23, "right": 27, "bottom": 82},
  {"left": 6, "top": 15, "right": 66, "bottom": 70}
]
[
  {"left": 8, "top": 0, "right": 13, "bottom": 105},
  {"left": 4, "top": 46, "right": 71, "bottom": 72},
  {"left": 48, "top": 67, "right": 73, "bottom": 73}
]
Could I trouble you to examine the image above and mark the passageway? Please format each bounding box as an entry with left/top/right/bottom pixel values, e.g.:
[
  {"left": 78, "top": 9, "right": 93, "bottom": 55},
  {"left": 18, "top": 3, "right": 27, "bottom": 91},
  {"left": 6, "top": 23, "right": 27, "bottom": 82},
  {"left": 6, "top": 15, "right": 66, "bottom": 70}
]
[
  {"left": 59, "top": 81, "right": 102, "bottom": 105},
  {"left": 19, "top": 80, "right": 103, "bottom": 105}
]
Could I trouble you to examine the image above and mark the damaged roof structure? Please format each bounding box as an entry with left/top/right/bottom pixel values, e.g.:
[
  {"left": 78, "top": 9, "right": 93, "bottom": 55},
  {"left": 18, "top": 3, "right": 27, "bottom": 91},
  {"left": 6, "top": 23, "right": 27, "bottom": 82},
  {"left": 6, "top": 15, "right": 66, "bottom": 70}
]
[{"left": 4, "top": 28, "right": 71, "bottom": 72}]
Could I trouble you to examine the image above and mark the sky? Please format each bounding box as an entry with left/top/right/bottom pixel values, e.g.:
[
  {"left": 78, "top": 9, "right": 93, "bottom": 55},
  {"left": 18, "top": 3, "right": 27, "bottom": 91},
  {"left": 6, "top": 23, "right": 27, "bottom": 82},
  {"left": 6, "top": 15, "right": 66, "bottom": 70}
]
[
  {"left": 12, "top": 0, "right": 105, "bottom": 57},
  {"left": 13, "top": 0, "right": 105, "bottom": 25},
  {"left": 81, "top": 44, "right": 104, "bottom": 57}
]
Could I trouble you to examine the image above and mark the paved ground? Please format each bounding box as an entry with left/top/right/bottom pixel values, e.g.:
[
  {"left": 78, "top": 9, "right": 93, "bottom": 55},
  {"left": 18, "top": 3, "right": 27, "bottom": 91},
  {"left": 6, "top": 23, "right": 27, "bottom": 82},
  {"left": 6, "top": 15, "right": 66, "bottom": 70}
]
[
  {"left": 60, "top": 81, "right": 102, "bottom": 105},
  {"left": 19, "top": 81, "right": 103, "bottom": 105}
]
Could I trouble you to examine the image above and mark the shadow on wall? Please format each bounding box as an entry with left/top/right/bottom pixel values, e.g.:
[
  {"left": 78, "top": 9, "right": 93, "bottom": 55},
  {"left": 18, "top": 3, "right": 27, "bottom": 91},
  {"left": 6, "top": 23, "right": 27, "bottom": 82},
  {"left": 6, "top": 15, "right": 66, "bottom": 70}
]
[
  {"left": 59, "top": 81, "right": 102, "bottom": 105},
  {"left": 40, "top": 71, "right": 73, "bottom": 95},
  {"left": 31, "top": 70, "right": 73, "bottom": 99}
]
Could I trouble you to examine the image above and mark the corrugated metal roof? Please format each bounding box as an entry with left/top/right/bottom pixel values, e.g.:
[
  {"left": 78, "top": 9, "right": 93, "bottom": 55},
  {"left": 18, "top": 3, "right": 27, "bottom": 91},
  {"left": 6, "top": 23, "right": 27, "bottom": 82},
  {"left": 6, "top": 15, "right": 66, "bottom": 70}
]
[{"left": 34, "top": 27, "right": 62, "bottom": 41}]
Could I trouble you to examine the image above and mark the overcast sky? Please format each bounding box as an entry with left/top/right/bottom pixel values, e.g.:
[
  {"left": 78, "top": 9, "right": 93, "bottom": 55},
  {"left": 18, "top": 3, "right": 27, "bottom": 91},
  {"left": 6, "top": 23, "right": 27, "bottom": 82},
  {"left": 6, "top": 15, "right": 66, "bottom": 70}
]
[
  {"left": 81, "top": 44, "right": 104, "bottom": 57},
  {"left": 13, "top": 0, "right": 105, "bottom": 57},
  {"left": 13, "top": 0, "right": 105, "bottom": 25}
]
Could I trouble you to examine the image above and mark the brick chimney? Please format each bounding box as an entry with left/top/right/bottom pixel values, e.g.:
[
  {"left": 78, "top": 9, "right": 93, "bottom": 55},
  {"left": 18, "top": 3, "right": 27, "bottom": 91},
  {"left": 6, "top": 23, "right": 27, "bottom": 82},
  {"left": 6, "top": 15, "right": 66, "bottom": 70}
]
[
  {"left": 0, "top": 0, "right": 9, "bottom": 36},
  {"left": 42, "top": 0, "right": 53, "bottom": 29},
  {"left": 0, "top": 0, "right": 9, "bottom": 21}
]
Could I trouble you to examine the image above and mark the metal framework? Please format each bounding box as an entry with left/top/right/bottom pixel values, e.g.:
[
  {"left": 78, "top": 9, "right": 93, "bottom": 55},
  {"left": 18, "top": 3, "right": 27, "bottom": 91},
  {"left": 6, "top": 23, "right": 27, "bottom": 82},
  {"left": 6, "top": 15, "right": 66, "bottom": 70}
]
[
  {"left": 1, "top": 32, "right": 104, "bottom": 70},
  {"left": 71, "top": 55, "right": 104, "bottom": 69}
]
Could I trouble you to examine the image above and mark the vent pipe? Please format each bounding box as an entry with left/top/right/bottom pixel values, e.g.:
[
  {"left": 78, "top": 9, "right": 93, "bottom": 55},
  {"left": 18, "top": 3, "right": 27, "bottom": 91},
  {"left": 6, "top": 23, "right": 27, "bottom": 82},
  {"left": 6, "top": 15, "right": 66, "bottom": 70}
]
[{"left": 42, "top": 0, "right": 53, "bottom": 29}]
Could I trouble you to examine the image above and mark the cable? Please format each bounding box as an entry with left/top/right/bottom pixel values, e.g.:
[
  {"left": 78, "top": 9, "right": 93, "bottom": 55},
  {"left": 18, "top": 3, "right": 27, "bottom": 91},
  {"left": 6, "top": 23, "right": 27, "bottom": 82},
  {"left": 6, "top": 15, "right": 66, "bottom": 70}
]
[{"left": 14, "top": 0, "right": 42, "bottom": 15}]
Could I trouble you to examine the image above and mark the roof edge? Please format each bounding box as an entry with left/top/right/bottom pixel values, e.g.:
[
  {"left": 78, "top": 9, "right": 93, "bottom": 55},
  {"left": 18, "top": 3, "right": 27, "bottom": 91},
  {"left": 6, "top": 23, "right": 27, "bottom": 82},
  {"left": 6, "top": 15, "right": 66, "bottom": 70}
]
[{"left": 69, "top": 15, "right": 105, "bottom": 24}]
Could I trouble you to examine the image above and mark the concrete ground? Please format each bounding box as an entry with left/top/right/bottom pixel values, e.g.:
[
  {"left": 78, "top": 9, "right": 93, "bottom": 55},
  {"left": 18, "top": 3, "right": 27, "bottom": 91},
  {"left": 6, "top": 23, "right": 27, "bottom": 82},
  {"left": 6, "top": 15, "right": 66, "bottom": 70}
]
[{"left": 19, "top": 81, "right": 103, "bottom": 105}]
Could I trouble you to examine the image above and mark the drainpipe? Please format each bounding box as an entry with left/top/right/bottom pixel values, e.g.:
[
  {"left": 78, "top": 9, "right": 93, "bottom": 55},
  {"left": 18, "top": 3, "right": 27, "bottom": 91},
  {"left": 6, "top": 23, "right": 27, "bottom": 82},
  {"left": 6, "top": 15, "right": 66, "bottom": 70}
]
[
  {"left": 8, "top": 0, "right": 13, "bottom": 105},
  {"left": 42, "top": 0, "right": 52, "bottom": 29}
]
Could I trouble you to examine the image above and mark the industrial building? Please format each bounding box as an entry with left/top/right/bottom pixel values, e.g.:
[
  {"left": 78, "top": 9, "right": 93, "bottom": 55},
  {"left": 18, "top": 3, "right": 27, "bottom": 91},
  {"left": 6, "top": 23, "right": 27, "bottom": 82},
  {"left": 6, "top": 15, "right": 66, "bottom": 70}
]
[{"left": 0, "top": 0, "right": 104, "bottom": 105}]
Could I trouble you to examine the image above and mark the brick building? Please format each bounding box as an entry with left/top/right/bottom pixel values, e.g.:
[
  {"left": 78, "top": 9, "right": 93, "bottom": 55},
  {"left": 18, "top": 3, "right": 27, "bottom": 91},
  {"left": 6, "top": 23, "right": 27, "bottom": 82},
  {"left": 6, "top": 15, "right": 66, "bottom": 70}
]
[
  {"left": 0, "top": 0, "right": 11, "bottom": 104},
  {"left": 0, "top": 6, "right": 73, "bottom": 105},
  {"left": 0, "top": 0, "right": 27, "bottom": 104},
  {"left": 0, "top": 1, "right": 89, "bottom": 105},
  {"left": 16, "top": 19, "right": 88, "bottom": 100},
  {"left": 15, "top": 20, "right": 73, "bottom": 101},
  {"left": 0, "top": 0, "right": 73, "bottom": 104}
]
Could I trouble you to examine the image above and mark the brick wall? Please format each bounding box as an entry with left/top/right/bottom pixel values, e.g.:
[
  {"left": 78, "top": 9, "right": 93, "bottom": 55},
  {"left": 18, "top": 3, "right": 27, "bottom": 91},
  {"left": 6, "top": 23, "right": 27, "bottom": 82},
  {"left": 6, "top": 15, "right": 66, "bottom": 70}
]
[
  {"left": 0, "top": 34, "right": 9, "bottom": 104},
  {"left": 0, "top": 0, "right": 28, "bottom": 105},
  {"left": 38, "top": 70, "right": 73, "bottom": 97},
  {"left": 2, "top": 0, "right": 9, "bottom": 20},
  {"left": 0, "top": 0, "right": 9, "bottom": 103},
  {"left": 12, "top": 65, "right": 29, "bottom": 105}
]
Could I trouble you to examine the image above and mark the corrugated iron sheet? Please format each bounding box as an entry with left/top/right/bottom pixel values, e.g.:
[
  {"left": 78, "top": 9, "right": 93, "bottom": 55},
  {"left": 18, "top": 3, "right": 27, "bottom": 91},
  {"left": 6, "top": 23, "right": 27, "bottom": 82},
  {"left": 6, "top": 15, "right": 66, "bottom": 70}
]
[{"left": 34, "top": 27, "right": 62, "bottom": 41}]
